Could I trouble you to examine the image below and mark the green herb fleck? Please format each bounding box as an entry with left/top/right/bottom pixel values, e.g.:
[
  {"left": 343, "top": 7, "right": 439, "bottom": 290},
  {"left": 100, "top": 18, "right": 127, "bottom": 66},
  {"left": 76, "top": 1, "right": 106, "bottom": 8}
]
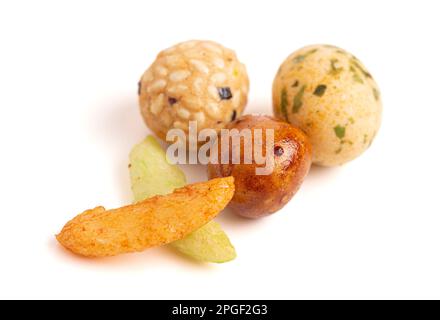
[
  {"left": 373, "top": 88, "right": 380, "bottom": 101},
  {"left": 335, "top": 147, "right": 342, "bottom": 154},
  {"left": 363, "top": 134, "right": 368, "bottom": 144},
  {"left": 334, "top": 125, "right": 346, "bottom": 139},
  {"left": 336, "top": 50, "right": 346, "bottom": 55},
  {"left": 330, "top": 59, "right": 343, "bottom": 75},
  {"left": 292, "top": 85, "right": 306, "bottom": 113},
  {"left": 293, "top": 55, "right": 306, "bottom": 64},
  {"left": 292, "top": 80, "right": 299, "bottom": 88},
  {"left": 313, "top": 84, "right": 327, "bottom": 97},
  {"left": 349, "top": 117, "right": 355, "bottom": 124},
  {"left": 293, "top": 49, "right": 318, "bottom": 64},
  {"left": 353, "top": 73, "right": 363, "bottom": 83},
  {"left": 351, "top": 59, "right": 372, "bottom": 78},
  {"left": 341, "top": 140, "right": 353, "bottom": 145},
  {"left": 280, "top": 87, "right": 289, "bottom": 121},
  {"left": 350, "top": 66, "right": 364, "bottom": 84}
]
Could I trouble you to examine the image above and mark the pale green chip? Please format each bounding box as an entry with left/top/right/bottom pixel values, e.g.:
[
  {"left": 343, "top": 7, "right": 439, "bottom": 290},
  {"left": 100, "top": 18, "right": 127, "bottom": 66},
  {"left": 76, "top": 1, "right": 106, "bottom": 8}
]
[
  {"left": 171, "top": 221, "right": 236, "bottom": 263},
  {"left": 129, "top": 135, "right": 186, "bottom": 202},
  {"left": 129, "top": 135, "right": 236, "bottom": 263}
]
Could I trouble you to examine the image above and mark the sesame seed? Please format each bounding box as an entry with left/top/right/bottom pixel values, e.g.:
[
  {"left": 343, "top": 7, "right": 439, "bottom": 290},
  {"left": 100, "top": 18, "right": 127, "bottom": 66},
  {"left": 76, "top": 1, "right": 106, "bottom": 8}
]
[{"left": 169, "top": 70, "right": 191, "bottom": 82}]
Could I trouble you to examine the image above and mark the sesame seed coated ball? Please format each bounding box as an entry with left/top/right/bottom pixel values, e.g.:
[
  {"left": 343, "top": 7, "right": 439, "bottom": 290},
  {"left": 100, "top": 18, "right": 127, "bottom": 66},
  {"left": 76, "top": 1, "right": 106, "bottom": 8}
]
[{"left": 138, "top": 40, "right": 249, "bottom": 141}]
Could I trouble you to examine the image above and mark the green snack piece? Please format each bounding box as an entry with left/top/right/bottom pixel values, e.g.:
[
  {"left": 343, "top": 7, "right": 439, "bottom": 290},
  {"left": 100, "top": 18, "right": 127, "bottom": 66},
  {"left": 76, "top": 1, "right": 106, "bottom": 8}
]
[
  {"left": 129, "top": 135, "right": 236, "bottom": 263},
  {"left": 129, "top": 135, "right": 186, "bottom": 202},
  {"left": 171, "top": 221, "right": 236, "bottom": 263}
]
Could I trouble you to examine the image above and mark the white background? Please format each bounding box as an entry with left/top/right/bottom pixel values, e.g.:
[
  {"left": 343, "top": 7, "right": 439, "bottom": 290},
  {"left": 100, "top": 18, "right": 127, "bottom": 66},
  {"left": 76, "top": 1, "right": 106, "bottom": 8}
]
[{"left": 1, "top": 0, "right": 439, "bottom": 299}]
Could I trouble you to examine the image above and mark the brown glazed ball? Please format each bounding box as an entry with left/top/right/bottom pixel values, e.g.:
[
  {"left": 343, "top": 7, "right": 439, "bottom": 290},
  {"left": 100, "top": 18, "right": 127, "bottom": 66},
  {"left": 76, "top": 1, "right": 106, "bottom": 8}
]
[{"left": 207, "top": 115, "right": 312, "bottom": 218}]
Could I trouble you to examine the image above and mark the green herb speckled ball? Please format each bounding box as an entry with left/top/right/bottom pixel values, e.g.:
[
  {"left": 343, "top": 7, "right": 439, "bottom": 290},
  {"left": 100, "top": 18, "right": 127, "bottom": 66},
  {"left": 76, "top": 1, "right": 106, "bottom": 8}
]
[{"left": 273, "top": 45, "right": 382, "bottom": 166}]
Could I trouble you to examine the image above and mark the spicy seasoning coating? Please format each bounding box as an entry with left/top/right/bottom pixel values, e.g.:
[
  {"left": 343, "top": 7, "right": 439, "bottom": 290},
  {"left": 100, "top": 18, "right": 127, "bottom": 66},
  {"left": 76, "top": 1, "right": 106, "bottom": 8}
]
[
  {"left": 139, "top": 40, "right": 249, "bottom": 141},
  {"left": 273, "top": 44, "right": 382, "bottom": 166}
]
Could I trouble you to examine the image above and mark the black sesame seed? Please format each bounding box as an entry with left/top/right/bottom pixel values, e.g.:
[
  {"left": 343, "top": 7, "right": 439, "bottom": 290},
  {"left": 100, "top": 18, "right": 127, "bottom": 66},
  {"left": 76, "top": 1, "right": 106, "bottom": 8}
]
[
  {"left": 218, "top": 87, "right": 233, "bottom": 100},
  {"left": 137, "top": 81, "right": 141, "bottom": 96},
  {"left": 274, "top": 145, "right": 284, "bottom": 157},
  {"left": 231, "top": 110, "right": 237, "bottom": 121},
  {"left": 168, "top": 97, "right": 177, "bottom": 105}
]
